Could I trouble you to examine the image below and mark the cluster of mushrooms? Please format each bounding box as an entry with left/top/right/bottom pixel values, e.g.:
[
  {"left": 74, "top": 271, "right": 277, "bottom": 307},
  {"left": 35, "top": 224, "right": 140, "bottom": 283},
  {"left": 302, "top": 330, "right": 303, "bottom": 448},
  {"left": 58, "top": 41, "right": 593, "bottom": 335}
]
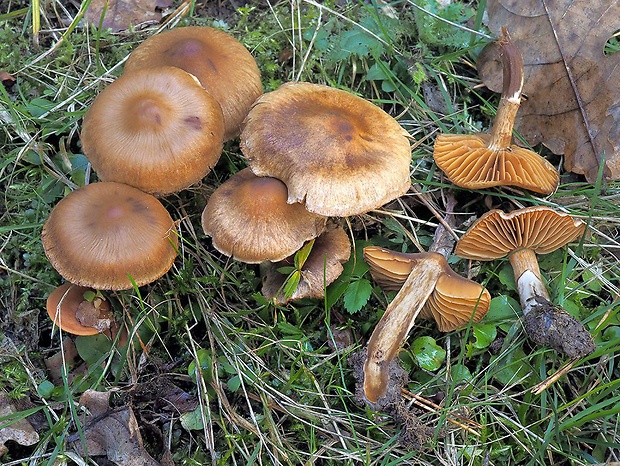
[
  {"left": 359, "top": 28, "right": 595, "bottom": 405},
  {"left": 40, "top": 25, "right": 594, "bottom": 407},
  {"left": 40, "top": 26, "right": 413, "bottom": 334}
]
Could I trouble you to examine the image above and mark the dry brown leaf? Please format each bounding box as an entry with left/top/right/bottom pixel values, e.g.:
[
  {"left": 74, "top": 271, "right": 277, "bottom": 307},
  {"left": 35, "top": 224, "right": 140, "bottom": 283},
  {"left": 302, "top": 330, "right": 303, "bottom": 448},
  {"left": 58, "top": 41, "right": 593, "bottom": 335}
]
[
  {"left": 84, "top": 0, "right": 172, "bottom": 32},
  {"left": 0, "top": 71, "right": 16, "bottom": 89},
  {"left": 478, "top": 0, "right": 620, "bottom": 181},
  {"left": 0, "top": 391, "right": 39, "bottom": 456},
  {"left": 71, "top": 390, "right": 159, "bottom": 466}
]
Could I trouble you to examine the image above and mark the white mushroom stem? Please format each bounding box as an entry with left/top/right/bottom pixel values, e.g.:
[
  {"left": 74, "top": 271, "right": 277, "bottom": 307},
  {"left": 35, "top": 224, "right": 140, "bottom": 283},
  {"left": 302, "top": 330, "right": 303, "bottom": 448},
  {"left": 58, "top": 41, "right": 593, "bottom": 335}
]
[
  {"left": 508, "top": 248, "right": 550, "bottom": 315},
  {"left": 487, "top": 27, "right": 524, "bottom": 151},
  {"left": 364, "top": 258, "right": 443, "bottom": 403}
]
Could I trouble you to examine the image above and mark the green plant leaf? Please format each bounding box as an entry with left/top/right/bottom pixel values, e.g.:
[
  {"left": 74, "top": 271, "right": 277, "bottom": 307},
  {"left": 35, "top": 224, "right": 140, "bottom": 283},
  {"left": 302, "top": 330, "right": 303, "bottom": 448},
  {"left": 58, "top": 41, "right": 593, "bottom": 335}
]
[
  {"left": 450, "top": 363, "right": 472, "bottom": 384},
  {"left": 485, "top": 295, "right": 520, "bottom": 332},
  {"left": 411, "top": 336, "right": 446, "bottom": 371},
  {"left": 227, "top": 375, "right": 241, "bottom": 392},
  {"left": 282, "top": 270, "right": 301, "bottom": 299},
  {"left": 472, "top": 323, "right": 497, "bottom": 349},
  {"left": 489, "top": 347, "right": 532, "bottom": 386},
  {"left": 294, "top": 239, "right": 315, "bottom": 270},
  {"left": 181, "top": 405, "right": 206, "bottom": 431},
  {"left": 497, "top": 265, "right": 517, "bottom": 292},
  {"left": 37, "top": 380, "right": 55, "bottom": 398},
  {"left": 75, "top": 334, "right": 112, "bottom": 367},
  {"left": 343, "top": 278, "right": 372, "bottom": 314}
]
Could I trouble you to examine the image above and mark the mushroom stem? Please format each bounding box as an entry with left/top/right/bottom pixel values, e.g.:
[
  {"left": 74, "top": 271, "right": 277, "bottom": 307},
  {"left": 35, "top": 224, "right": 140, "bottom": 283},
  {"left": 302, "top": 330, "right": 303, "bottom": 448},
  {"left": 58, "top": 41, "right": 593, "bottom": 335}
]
[
  {"left": 364, "top": 256, "right": 444, "bottom": 403},
  {"left": 488, "top": 28, "right": 524, "bottom": 151},
  {"left": 509, "top": 248, "right": 550, "bottom": 313}
]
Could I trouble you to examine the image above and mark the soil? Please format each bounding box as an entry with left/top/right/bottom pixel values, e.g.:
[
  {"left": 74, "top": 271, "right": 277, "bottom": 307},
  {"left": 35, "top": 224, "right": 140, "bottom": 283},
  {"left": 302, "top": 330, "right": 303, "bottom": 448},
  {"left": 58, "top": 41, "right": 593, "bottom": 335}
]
[
  {"left": 349, "top": 349, "right": 435, "bottom": 450},
  {"left": 523, "top": 296, "right": 596, "bottom": 358}
]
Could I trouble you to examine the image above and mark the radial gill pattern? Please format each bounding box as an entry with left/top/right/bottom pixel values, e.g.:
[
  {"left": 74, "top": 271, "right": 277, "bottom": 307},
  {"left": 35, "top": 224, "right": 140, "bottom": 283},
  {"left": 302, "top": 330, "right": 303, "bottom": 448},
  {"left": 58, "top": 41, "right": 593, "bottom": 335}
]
[
  {"left": 433, "top": 133, "right": 559, "bottom": 195},
  {"left": 455, "top": 206, "right": 586, "bottom": 260}
]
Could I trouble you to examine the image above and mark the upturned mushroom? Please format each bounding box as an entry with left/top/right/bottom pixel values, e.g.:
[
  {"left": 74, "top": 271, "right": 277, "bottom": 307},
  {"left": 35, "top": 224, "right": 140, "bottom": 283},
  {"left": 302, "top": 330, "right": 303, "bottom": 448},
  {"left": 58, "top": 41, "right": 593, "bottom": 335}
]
[
  {"left": 240, "top": 82, "right": 411, "bottom": 217},
  {"left": 47, "top": 283, "right": 114, "bottom": 336},
  {"left": 361, "top": 247, "right": 490, "bottom": 403},
  {"left": 201, "top": 168, "right": 327, "bottom": 263},
  {"left": 123, "top": 26, "right": 263, "bottom": 141},
  {"left": 42, "top": 182, "right": 179, "bottom": 290},
  {"left": 455, "top": 206, "right": 595, "bottom": 357},
  {"left": 261, "top": 224, "right": 351, "bottom": 304},
  {"left": 81, "top": 66, "right": 225, "bottom": 195},
  {"left": 433, "top": 28, "right": 559, "bottom": 195}
]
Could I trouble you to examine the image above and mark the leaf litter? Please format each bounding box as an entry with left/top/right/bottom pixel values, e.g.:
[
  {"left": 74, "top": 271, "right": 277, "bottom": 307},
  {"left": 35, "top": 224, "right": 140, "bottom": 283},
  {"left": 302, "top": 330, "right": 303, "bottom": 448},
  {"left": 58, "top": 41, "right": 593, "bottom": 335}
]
[{"left": 478, "top": 0, "right": 620, "bottom": 181}]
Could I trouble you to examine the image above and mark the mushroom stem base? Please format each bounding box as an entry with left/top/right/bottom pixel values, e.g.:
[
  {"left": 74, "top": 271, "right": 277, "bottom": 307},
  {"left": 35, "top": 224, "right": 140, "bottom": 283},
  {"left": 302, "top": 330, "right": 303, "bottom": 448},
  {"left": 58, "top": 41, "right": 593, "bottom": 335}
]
[
  {"left": 522, "top": 296, "right": 596, "bottom": 358},
  {"left": 515, "top": 269, "right": 550, "bottom": 313}
]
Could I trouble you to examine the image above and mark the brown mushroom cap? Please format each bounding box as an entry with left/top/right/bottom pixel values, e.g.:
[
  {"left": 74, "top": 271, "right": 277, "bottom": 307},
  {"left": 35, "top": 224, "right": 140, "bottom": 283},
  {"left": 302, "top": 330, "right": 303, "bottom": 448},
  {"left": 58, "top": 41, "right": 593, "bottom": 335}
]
[
  {"left": 123, "top": 26, "right": 263, "bottom": 141},
  {"left": 455, "top": 206, "right": 586, "bottom": 261},
  {"left": 240, "top": 82, "right": 412, "bottom": 217},
  {"left": 363, "top": 246, "right": 490, "bottom": 332},
  {"left": 46, "top": 283, "right": 114, "bottom": 336},
  {"left": 261, "top": 224, "right": 351, "bottom": 304},
  {"left": 81, "top": 66, "right": 225, "bottom": 195},
  {"left": 42, "top": 182, "right": 179, "bottom": 290},
  {"left": 201, "top": 168, "right": 327, "bottom": 263},
  {"left": 433, "top": 133, "right": 560, "bottom": 194}
]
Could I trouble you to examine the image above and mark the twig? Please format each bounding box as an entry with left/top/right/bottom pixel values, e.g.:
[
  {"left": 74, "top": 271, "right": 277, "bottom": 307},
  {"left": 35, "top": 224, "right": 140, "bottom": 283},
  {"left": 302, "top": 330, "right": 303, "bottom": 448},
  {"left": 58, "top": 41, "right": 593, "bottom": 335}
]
[
  {"left": 400, "top": 388, "right": 482, "bottom": 437},
  {"left": 531, "top": 357, "right": 580, "bottom": 395}
]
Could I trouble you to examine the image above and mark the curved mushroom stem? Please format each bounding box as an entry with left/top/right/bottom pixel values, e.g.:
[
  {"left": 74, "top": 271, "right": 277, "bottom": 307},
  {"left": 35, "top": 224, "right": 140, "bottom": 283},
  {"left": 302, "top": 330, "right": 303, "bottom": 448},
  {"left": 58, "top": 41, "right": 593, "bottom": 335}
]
[
  {"left": 364, "top": 255, "right": 444, "bottom": 403},
  {"left": 508, "top": 248, "right": 549, "bottom": 314},
  {"left": 488, "top": 27, "right": 524, "bottom": 151}
]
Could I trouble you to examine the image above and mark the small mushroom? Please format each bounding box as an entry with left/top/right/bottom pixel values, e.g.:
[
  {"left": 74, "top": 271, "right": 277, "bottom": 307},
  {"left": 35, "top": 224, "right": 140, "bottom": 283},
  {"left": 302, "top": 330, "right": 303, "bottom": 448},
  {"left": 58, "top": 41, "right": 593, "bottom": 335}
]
[
  {"left": 433, "top": 28, "right": 559, "bottom": 195},
  {"left": 201, "top": 168, "right": 327, "bottom": 263},
  {"left": 261, "top": 224, "right": 351, "bottom": 304},
  {"left": 47, "top": 283, "right": 114, "bottom": 336},
  {"left": 240, "top": 82, "right": 411, "bottom": 217},
  {"left": 362, "top": 247, "right": 490, "bottom": 403},
  {"left": 455, "top": 206, "right": 595, "bottom": 357},
  {"left": 124, "top": 26, "right": 263, "bottom": 141},
  {"left": 42, "top": 182, "right": 179, "bottom": 290},
  {"left": 81, "top": 66, "right": 225, "bottom": 195}
]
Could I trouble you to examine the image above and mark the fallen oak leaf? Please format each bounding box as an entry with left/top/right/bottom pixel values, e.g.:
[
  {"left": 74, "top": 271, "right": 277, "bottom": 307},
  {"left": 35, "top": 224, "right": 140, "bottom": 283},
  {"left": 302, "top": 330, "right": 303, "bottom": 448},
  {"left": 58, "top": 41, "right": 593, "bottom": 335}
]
[
  {"left": 478, "top": 0, "right": 620, "bottom": 181},
  {"left": 84, "top": 0, "right": 172, "bottom": 32},
  {"left": 70, "top": 390, "right": 159, "bottom": 466},
  {"left": 0, "top": 391, "right": 39, "bottom": 456}
]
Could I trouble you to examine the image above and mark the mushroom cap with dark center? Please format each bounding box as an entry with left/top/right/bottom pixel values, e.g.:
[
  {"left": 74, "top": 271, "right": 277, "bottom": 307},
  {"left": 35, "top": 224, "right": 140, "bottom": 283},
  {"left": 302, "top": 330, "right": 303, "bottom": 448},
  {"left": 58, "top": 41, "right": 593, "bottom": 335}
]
[
  {"left": 123, "top": 26, "right": 263, "bottom": 141},
  {"left": 240, "top": 82, "right": 412, "bottom": 217},
  {"left": 455, "top": 206, "right": 586, "bottom": 260},
  {"left": 81, "top": 66, "right": 225, "bottom": 195},
  {"left": 201, "top": 168, "right": 327, "bottom": 263},
  {"left": 42, "top": 182, "right": 179, "bottom": 290},
  {"left": 46, "top": 283, "right": 114, "bottom": 336},
  {"left": 433, "top": 133, "right": 560, "bottom": 195},
  {"left": 261, "top": 224, "right": 351, "bottom": 304}
]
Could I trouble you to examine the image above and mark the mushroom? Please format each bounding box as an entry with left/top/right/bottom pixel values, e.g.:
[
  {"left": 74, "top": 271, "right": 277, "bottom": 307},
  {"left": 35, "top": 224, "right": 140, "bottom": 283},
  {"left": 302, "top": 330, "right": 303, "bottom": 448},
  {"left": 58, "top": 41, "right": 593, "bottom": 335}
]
[
  {"left": 123, "top": 26, "right": 263, "bottom": 141},
  {"left": 433, "top": 28, "right": 559, "bottom": 195},
  {"left": 361, "top": 247, "right": 490, "bottom": 403},
  {"left": 81, "top": 66, "right": 225, "bottom": 195},
  {"left": 261, "top": 224, "right": 351, "bottom": 304},
  {"left": 455, "top": 206, "right": 595, "bottom": 357},
  {"left": 240, "top": 82, "right": 411, "bottom": 217},
  {"left": 47, "top": 283, "right": 114, "bottom": 336},
  {"left": 201, "top": 168, "right": 327, "bottom": 264},
  {"left": 42, "top": 182, "right": 179, "bottom": 290}
]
